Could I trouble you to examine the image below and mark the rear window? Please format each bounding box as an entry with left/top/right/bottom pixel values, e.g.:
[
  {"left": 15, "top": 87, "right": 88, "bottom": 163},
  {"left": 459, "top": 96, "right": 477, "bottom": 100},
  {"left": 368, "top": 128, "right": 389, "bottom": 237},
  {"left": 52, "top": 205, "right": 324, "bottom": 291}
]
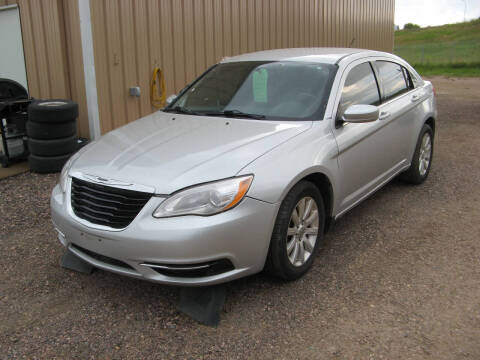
[{"left": 375, "top": 61, "right": 409, "bottom": 101}]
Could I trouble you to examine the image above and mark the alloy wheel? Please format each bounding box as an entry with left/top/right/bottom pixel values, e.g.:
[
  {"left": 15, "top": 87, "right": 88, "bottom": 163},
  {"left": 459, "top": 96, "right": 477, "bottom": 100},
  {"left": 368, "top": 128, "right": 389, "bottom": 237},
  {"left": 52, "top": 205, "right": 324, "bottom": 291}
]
[
  {"left": 286, "top": 196, "right": 319, "bottom": 267},
  {"left": 419, "top": 132, "right": 432, "bottom": 176}
]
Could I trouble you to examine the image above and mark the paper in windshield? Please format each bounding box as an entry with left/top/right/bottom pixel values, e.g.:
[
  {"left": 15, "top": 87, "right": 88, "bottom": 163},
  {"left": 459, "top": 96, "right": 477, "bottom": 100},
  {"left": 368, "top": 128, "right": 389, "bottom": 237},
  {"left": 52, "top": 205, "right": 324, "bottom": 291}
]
[{"left": 253, "top": 68, "right": 268, "bottom": 103}]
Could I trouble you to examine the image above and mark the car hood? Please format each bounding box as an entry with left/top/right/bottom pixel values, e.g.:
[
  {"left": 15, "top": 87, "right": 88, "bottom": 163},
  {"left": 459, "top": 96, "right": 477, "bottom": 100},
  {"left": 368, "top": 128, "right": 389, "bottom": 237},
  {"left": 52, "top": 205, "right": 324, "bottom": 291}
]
[{"left": 71, "top": 111, "right": 311, "bottom": 194}]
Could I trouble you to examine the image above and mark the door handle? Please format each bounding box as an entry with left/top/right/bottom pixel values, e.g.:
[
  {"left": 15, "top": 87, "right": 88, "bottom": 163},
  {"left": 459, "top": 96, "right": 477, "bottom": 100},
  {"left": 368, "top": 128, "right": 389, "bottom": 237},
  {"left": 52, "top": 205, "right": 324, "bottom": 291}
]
[
  {"left": 411, "top": 94, "right": 420, "bottom": 102},
  {"left": 379, "top": 111, "right": 390, "bottom": 120}
]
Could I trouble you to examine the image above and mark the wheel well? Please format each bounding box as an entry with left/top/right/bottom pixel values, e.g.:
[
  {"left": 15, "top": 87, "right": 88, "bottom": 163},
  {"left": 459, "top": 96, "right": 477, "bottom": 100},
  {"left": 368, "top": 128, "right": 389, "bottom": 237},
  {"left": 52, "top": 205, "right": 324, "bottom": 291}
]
[
  {"left": 302, "top": 173, "right": 334, "bottom": 233},
  {"left": 425, "top": 117, "right": 435, "bottom": 134}
]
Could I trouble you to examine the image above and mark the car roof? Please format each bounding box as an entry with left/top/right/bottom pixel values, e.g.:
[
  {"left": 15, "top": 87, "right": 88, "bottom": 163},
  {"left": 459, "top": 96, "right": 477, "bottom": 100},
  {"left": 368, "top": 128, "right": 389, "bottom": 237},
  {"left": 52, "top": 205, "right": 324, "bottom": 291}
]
[{"left": 221, "top": 48, "right": 388, "bottom": 64}]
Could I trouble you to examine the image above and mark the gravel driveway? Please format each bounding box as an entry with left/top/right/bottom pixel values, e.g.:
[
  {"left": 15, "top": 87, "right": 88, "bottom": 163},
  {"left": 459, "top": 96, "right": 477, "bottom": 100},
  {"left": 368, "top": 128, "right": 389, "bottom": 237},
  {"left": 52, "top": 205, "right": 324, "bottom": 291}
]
[{"left": 1, "top": 77, "right": 479, "bottom": 359}]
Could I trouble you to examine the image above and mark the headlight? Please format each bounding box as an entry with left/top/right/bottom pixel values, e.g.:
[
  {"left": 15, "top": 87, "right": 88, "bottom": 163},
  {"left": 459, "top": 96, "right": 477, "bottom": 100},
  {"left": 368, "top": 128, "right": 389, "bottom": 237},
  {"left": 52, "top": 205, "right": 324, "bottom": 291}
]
[{"left": 152, "top": 175, "right": 253, "bottom": 218}]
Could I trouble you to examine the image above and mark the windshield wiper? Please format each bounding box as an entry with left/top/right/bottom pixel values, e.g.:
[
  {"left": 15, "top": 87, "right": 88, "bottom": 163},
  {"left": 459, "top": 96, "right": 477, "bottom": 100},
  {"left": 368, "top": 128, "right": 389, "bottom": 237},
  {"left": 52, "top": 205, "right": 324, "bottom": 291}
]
[
  {"left": 205, "top": 110, "right": 266, "bottom": 120},
  {"left": 163, "top": 106, "right": 200, "bottom": 115}
]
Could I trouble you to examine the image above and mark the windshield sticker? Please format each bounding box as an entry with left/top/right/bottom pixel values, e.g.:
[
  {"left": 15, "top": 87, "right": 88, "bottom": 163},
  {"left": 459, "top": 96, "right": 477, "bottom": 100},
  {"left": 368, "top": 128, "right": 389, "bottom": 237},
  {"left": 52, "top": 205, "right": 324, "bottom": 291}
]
[{"left": 253, "top": 68, "right": 268, "bottom": 103}]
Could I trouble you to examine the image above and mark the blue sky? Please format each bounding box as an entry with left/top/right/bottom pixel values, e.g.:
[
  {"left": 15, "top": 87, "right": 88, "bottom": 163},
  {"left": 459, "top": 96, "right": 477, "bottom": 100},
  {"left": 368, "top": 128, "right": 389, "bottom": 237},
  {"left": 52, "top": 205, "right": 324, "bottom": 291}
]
[{"left": 395, "top": 0, "right": 480, "bottom": 27}]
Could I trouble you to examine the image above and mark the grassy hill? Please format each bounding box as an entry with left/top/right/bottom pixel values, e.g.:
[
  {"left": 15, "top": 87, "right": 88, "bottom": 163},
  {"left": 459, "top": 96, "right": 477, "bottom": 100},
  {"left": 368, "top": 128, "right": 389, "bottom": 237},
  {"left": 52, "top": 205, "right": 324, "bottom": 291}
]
[{"left": 394, "top": 19, "right": 480, "bottom": 76}]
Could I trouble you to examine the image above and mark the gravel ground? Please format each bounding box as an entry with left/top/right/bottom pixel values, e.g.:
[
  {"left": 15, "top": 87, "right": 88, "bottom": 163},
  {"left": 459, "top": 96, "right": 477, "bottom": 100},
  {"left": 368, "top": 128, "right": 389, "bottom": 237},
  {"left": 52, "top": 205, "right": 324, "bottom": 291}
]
[{"left": 1, "top": 77, "right": 479, "bottom": 359}]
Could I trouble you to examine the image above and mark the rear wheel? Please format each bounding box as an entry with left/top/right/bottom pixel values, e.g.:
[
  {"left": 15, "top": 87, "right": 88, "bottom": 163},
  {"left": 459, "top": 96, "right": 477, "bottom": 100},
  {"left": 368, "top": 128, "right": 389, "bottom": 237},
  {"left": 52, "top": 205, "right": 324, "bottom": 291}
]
[
  {"left": 400, "top": 124, "right": 433, "bottom": 184},
  {"left": 266, "top": 181, "right": 325, "bottom": 281}
]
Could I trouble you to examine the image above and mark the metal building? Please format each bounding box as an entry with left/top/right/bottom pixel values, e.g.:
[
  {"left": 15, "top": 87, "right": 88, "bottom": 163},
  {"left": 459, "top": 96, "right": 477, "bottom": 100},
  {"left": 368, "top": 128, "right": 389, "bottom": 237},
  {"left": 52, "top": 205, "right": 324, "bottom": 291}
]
[{"left": 0, "top": 0, "right": 395, "bottom": 139}]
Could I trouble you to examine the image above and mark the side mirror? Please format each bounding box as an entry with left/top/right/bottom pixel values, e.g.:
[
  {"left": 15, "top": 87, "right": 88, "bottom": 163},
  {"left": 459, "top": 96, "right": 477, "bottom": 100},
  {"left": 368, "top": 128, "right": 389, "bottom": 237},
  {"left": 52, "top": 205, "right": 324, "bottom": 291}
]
[
  {"left": 342, "top": 104, "right": 379, "bottom": 123},
  {"left": 166, "top": 94, "right": 177, "bottom": 105}
]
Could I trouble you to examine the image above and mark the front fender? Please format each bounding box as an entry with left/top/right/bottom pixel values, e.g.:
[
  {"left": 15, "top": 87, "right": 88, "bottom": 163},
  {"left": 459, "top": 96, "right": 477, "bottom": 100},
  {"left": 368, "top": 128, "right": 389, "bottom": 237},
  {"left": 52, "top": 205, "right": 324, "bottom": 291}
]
[{"left": 239, "top": 122, "right": 340, "bottom": 210}]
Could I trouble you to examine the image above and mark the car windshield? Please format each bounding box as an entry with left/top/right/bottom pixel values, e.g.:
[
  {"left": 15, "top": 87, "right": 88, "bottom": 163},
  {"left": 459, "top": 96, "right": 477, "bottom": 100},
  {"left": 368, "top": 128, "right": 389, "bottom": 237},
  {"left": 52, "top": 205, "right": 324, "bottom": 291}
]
[{"left": 166, "top": 61, "right": 337, "bottom": 120}]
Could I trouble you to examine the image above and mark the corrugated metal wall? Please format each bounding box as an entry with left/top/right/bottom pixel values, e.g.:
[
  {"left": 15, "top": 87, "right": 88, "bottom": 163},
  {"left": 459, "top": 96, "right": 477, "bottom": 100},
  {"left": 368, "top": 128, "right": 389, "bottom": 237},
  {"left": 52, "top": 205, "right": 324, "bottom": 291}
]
[
  {"left": 0, "top": 0, "right": 89, "bottom": 138},
  {"left": 90, "top": 0, "right": 395, "bottom": 134},
  {"left": 3, "top": 0, "right": 395, "bottom": 137}
]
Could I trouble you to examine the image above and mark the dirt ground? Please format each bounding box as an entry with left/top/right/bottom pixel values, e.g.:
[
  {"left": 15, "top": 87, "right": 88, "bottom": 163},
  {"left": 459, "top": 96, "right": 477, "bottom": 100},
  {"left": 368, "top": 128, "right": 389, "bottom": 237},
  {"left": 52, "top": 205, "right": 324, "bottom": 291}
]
[{"left": 1, "top": 76, "right": 479, "bottom": 359}]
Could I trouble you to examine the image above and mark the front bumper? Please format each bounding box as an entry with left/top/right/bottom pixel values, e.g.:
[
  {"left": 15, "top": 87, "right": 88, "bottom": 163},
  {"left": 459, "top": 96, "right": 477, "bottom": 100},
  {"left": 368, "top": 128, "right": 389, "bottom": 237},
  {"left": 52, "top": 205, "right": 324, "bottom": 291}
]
[{"left": 50, "top": 181, "right": 279, "bottom": 286}]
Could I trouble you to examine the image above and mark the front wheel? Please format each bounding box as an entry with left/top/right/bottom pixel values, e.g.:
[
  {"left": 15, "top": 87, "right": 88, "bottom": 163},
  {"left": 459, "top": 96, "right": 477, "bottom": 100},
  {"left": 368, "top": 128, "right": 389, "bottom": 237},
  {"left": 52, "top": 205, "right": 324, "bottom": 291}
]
[
  {"left": 266, "top": 181, "right": 325, "bottom": 281},
  {"left": 400, "top": 124, "right": 434, "bottom": 185}
]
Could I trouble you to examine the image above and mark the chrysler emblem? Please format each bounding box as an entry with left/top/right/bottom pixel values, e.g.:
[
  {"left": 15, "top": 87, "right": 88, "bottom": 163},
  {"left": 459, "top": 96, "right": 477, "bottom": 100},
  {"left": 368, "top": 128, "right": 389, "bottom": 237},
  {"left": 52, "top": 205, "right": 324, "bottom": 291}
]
[{"left": 84, "top": 174, "right": 133, "bottom": 187}]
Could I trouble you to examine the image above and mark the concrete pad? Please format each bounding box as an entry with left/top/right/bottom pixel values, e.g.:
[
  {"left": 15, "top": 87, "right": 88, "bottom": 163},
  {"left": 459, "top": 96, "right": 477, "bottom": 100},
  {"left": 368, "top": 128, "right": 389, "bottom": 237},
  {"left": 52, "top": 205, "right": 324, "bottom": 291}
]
[{"left": 0, "top": 161, "right": 29, "bottom": 180}]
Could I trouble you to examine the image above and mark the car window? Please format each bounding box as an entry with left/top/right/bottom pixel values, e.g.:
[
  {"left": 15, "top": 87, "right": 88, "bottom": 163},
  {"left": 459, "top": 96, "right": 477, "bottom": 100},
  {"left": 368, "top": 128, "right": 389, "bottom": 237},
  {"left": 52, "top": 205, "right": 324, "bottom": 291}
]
[
  {"left": 402, "top": 67, "right": 415, "bottom": 89},
  {"left": 375, "top": 61, "right": 409, "bottom": 101},
  {"left": 411, "top": 74, "right": 421, "bottom": 88},
  {"left": 337, "top": 62, "right": 381, "bottom": 118},
  {"left": 170, "top": 61, "right": 337, "bottom": 120}
]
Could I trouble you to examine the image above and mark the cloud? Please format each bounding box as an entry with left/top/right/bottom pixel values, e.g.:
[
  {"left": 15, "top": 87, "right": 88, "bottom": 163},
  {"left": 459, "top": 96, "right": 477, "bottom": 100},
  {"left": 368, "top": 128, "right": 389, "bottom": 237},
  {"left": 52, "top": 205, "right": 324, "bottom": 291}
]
[{"left": 395, "top": 0, "right": 480, "bottom": 27}]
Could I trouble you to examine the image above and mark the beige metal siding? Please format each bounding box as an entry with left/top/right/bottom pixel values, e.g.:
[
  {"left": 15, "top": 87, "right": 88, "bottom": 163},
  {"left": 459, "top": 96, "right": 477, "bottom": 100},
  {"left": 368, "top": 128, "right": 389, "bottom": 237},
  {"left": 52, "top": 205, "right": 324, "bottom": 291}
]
[
  {"left": 1, "top": 0, "right": 89, "bottom": 138},
  {"left": 90, "top": 0, "right": 394, "bottom": 134},
  {"left": 6, "top": 0, "right": 394, "bottom": 136}
]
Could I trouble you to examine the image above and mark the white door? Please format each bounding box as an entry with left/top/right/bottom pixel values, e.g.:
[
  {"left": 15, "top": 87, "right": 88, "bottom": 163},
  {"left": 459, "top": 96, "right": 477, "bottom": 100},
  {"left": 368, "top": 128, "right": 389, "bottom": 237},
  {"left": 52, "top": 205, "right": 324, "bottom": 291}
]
[{"left": 0, "top": 5, "right": 28, "bottom": 91}]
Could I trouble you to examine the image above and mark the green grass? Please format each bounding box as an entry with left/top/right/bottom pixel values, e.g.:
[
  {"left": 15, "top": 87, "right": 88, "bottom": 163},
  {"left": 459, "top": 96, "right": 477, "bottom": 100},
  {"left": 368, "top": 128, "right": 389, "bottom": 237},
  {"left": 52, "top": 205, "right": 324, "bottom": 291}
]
[
  {"left": 394, "top": 19, "right": 480, "bottom": 77},
  {"left": 413, "top": 63, "right": 480, "bottom": 77}
]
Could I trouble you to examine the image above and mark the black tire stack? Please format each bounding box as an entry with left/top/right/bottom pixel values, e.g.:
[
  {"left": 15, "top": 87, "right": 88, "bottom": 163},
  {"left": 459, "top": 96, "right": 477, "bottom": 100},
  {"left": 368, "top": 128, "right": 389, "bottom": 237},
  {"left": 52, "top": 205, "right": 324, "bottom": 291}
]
[{"left": 27, "top": 100, "right": 79, "bottom": 173}]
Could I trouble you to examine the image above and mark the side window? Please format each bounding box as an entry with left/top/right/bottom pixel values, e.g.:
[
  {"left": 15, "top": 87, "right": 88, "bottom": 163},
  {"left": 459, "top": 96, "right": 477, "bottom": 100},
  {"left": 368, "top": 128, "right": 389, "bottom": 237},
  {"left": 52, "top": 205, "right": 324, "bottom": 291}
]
[
  {"left": 338, "top": 62, "right": 381, "bottom": 118},
  {"left": 375, "top": 61, "right": 409, "bottom": 101},
  {"left": 411, "top": 75, "right": 421, "bottom": 88},
  {"left": 402, "top": 67, "right": 415, "bottom": 89}
]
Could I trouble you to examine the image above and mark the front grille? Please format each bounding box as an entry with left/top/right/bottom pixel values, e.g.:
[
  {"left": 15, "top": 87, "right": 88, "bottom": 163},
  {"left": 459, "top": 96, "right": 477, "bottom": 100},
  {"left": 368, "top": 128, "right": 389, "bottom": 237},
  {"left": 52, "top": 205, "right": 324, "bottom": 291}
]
[
  {"left": 71, "top": 244, "right": 135, "bottom": 270},
  {"left": 71, "top": 177, "right": 152, "bottom": 229}
]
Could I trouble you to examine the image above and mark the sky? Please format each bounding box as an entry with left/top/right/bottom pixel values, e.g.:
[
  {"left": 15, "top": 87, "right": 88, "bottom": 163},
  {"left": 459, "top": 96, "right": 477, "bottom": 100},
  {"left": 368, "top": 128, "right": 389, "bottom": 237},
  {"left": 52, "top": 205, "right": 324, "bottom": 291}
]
[{"left": 395, "top": 0, "right": 480, "bottom": 28}]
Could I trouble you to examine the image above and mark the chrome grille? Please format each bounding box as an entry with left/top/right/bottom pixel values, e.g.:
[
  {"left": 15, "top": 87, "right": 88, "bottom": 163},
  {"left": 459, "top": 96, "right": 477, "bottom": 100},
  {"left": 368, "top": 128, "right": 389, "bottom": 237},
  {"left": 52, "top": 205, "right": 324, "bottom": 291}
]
[{"left": 71, "top": 177, "right": 152, "bottom": 229}]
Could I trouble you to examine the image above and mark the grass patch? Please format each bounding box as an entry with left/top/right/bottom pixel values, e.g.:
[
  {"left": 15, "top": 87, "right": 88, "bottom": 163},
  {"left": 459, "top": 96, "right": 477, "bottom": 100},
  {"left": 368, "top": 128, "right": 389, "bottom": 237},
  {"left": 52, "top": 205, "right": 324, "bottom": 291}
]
[
  {"left": 412, "top": 63, "right": 480, "bottom": 77},
  {"left": 395, "top": 40, "right": 480, "bottom": 65},
  {"left": 394, "top": 19, "right": 480, "bottom": 77},
  {"left": 395, "top": 19, "right": 480, "bottom": 45}
]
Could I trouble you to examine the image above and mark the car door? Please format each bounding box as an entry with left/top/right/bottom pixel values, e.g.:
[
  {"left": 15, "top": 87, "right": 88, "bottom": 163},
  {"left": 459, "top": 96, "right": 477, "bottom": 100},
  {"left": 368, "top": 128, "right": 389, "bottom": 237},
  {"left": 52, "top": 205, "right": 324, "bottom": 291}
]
[
  {"left": 333, "top": 60, "right": 408, "bottom": 216},
  {"left": 372, "top": 60, "right": 419, "bottom": 165}
]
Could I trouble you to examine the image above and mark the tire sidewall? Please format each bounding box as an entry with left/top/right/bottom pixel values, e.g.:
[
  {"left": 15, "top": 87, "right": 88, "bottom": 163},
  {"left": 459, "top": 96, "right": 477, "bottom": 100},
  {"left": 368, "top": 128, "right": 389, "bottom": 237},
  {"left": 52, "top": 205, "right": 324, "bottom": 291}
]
[
  {"left": 269, "top": 181, "right": 325, "bottom": 280},
  {"left": 28, "top": 99, "right": 78, "bottom": 123},
  {"left": 28, "top": 135, "right": 78, "bottom": 156},
  {"left": 28, "top": 153, "right": 71, "bottom": 173},
  {"left": 26, "top": 120, "right": 77, "bottom": 140},
  {"left": 411, "top": 125, "right": 434, "bottom": 184}
]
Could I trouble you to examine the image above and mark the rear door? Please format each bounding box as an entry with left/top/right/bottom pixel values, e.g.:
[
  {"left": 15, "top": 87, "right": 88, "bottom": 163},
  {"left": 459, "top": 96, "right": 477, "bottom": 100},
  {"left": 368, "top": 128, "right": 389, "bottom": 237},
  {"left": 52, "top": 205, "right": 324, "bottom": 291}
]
[{"left": 372, "top": 60, "right": 419, "bottom": 164}]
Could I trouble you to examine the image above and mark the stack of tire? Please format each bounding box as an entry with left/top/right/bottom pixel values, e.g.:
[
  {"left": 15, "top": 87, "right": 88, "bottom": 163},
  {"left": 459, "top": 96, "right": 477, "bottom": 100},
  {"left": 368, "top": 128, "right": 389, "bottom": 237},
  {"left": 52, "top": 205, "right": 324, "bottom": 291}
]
[{"left": 27, "top": 100, "right": 79, "bottom": 173}]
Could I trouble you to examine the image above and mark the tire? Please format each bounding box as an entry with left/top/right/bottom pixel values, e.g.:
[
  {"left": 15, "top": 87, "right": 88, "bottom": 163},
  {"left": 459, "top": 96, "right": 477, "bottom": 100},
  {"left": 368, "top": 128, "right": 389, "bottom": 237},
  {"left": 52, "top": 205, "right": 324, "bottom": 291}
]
[
  {"left": 0, "top": 78, "right": 28, "bottom": 100},
  {"left": 266, "top": 181, "right": 325, "bottom": 281},
  {"left": 400, "top": 124, "right": 434, "bottom": 185},
  {"left": 28, "top": 135, "right": 78, "bottom": 156},
  {"left": 28, "top": 153, "right": 72, "bottom": 174},
  {"left": 26, "top": 120, "right": 77, "bottom": 140},
  {"left": 28, "top": 99, "right": 78, "bottom": 123}
]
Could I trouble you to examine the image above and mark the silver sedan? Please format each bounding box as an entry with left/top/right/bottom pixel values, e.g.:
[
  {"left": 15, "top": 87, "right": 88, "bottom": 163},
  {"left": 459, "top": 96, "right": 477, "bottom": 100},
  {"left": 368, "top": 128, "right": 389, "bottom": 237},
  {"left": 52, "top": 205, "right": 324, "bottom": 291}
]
[{"left": 51, "top": 48, "right": 437, "bottom": 286}]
